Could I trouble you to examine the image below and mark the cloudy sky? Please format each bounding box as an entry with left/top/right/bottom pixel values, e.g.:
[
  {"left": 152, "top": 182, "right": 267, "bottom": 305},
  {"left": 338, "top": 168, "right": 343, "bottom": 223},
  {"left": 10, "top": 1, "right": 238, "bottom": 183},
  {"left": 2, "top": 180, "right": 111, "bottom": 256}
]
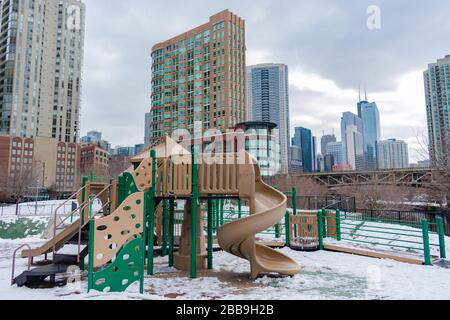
[{"left": 80, "top": 0, "right": 450, "bottom": 163}]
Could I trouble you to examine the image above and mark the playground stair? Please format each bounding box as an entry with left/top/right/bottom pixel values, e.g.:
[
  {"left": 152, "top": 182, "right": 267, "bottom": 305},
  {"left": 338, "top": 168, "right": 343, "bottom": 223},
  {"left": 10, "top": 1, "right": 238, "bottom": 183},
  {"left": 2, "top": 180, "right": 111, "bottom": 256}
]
[
  {"left": 12, "top": 181, "right": 111, "bottom": 288},
  {"left": 14, "top": 238, "right": 90, "bottom": 287}
]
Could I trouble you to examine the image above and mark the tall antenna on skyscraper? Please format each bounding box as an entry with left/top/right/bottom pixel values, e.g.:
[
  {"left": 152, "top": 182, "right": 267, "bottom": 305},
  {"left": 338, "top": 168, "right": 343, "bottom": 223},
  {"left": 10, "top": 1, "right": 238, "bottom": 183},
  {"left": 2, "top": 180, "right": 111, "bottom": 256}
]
[
  {"left": 365, "top": 87, "right": 368, "bottom": 101},
  {"left": 358, "top": 86, "right": 361, "bottom": 102}
]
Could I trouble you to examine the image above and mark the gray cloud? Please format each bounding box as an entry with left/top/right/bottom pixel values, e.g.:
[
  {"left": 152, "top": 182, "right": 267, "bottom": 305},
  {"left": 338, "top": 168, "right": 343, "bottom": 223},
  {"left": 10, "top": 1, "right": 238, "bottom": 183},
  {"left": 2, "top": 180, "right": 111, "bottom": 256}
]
[{"left": 80, "top": 0, "right": 449, "bottom": 161}]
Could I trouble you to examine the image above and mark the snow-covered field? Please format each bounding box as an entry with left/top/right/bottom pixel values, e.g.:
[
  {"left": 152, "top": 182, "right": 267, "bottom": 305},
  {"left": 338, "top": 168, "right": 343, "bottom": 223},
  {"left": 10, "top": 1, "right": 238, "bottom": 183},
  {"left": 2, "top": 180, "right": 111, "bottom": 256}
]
[
  {"left": 1, "top": 237, "right": 449, "bottom": 300},
  {"left": 0, "top": 200, "right": 78, "bottom": 217},
  {"left": 1, "top": 201, "right": 449, "bottom": 300}
]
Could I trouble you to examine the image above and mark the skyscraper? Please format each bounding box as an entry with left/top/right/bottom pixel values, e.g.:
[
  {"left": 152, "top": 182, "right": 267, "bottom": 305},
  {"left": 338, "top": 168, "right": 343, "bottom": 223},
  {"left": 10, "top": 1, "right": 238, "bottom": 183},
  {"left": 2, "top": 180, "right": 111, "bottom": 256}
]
[
  {"left": 358, "top": 98, "right": 381, "bottom": 170},
  {"left": 247, "top": 63, "right": 290, "bottom": 173},
  {"left": 150, "top": 10, "right": 246, "bottom": 144},
  {"left": 292, "top": 127, "right": 314, "bottom": 173},
  {"left": 377, "top": 139, "right": 409, "bottom": 169},
  {"left": 0, "top": 0, "right": 86, "bottom": 143},
  {"left": 423, "top": 55, "right": 450, "bottom": 167},
  {"left": 341, "top": 112, "right": 364, "bottom": 170},
  {"left": 321, "top": 134, "right": 337, "bottom": 155},
  {"left": 344, "top": 124, "right": 364, "bottom": 171},
  {"left": 326, "top": 142, "right": 344, "bottom": 165}
]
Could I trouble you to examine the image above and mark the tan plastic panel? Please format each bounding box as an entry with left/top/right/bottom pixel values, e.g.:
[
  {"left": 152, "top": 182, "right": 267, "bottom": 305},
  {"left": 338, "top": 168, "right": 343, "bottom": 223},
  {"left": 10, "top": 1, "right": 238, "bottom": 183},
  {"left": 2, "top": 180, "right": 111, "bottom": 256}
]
[
  {"left": 154, "top": 202, "right": 163, "bottom": 245},
  {"left": 134, "top": 158, "right": 153, "bottom": 191},
  {"left": 155, "top": 159, "right": 168, "bottom": 196},
  {"left": 290, "top": 213, "right": 318, "bottom": 239},
  {"left": 199, "top": 153, "right": 239, "bottom": 194},
  {"left": 93, "top": 192, "right": 144, "bottom": 268},
  {"left": 168, "top": 155, "right": 192, "bottom": 196}
]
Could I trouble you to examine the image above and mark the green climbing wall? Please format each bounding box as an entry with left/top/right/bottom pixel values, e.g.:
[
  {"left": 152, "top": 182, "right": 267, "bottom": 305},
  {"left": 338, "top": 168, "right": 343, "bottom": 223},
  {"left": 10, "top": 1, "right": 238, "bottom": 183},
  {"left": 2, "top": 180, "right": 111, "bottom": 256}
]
[{"left": 91, "top": 237, "right": 144, "bottom": 293}]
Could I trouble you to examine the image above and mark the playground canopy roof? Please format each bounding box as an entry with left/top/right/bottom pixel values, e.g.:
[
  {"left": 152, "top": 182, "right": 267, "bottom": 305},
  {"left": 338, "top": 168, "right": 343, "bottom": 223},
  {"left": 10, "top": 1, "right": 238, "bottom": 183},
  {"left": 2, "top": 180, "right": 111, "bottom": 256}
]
[{"left": 131, "top": 136, "right": 191, "bottom": 163}]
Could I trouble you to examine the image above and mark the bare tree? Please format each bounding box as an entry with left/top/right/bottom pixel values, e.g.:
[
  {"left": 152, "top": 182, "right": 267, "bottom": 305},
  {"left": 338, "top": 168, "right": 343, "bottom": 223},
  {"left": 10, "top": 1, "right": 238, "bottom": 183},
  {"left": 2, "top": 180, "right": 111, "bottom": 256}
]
[
  {"left": 0, "top": 165, "right": 39, "bottom": 215},
  {"left": 414, "top": 129, "right": 450, "bottom": 211}
]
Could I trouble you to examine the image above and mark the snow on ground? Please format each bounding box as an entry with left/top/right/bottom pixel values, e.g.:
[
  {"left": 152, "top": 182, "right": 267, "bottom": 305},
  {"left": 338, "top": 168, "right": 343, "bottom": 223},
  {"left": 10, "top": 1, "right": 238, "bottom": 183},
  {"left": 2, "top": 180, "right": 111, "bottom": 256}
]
[
  {"left": 1, "top": 201, "right": 449, "bottom": 300},
  {"left": 0, "top": 199, "right": 103, "bottom": 218},
  {"left": 0, "top": 200, "right": 78, "bottom": 217},
  {"left": 1, "top": 237, "right": 450, "bottom": 300},
  {"left": 325, "top": 218, "right": 450, "bottom": 260}
]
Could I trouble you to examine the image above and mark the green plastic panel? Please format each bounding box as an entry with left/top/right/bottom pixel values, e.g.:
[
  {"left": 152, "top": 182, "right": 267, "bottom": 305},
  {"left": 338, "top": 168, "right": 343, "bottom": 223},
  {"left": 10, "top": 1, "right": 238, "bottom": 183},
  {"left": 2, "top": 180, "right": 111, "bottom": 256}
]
[
  {"left": 92, "top": 237, "right": 144, "bottom": 293},
  {"left": 123, "top": 172, "right": 140, "bottom": 196}
]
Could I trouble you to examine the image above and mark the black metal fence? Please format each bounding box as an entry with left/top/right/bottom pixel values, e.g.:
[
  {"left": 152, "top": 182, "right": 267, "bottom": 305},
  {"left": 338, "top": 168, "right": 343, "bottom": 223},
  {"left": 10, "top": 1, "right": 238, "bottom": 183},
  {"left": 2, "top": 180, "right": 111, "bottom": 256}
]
[
  {"left": 349, "top": 208, "right": 450, "bottom": 236},
  {"left": 285, "top": 194, "right": 450, "bottom": 236},
  {"left": 286, "top": 195, "right": 356, "bottom": 213}
]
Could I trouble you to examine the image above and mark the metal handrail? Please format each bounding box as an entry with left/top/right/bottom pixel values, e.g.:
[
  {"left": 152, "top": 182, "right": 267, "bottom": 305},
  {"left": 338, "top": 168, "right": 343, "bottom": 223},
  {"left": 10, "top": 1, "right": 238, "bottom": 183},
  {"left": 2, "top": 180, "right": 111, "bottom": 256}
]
[
  {"left": 51, "top": 200, "right": 92, "bottom": 258},
  {"left": 11, "top": 244, "right": 32, "bottom": 285},
  {"left": 52, "top": 184, "right": 110, "bottom": 239},
  {"left": 52, "top": 185, "right": 87, "bottom": 237}
]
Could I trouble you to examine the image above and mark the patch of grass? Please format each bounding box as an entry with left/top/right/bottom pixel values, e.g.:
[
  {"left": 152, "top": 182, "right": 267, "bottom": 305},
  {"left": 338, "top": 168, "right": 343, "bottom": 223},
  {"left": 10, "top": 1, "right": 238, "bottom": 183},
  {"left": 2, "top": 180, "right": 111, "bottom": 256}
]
[{"left": 0, "top": 218, "right": 46, "bottom": 240}]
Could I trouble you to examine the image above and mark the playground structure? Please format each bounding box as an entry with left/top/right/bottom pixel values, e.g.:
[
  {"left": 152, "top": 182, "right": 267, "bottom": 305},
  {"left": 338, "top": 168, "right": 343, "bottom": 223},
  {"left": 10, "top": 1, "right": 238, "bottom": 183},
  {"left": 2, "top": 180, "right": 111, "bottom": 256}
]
[
  {"left": 9, "top": 136, "right": 448, "bottom": 293},
  {"left": 11, "top": 136, "right": 301, "bottom": 292}
]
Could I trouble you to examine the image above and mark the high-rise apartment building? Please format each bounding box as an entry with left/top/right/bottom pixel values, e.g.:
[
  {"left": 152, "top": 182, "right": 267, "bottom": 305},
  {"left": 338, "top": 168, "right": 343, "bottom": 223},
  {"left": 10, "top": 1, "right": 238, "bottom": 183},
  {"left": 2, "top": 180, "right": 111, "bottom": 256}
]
[
  {"left": 358, "top": 99, "right": 381, "bottom": 170},
  {"left": 247, "top": 63, "right": 290, "bottom": 173},
  {"left": 377, "top": 139, "right": 409, "bottom": 170},
  {"left": 0, "top": 0, "right": 86, "bottom": 143},
  {"left": 144, "top": 112, "right": 152, "bottom": 147},
  {"left": 150, "top": 10, "right": 246, "bottom": 143},
  {"left": 423, "top": 55, "right": 450, "bottom": 167}
]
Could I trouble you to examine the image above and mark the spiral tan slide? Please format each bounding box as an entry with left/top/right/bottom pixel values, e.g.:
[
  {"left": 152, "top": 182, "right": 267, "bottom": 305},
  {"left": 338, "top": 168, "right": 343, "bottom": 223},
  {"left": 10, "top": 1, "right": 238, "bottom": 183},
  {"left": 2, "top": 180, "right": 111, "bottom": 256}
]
[{"left": 217, "top": 162, "right": 302, "bottom": 279}]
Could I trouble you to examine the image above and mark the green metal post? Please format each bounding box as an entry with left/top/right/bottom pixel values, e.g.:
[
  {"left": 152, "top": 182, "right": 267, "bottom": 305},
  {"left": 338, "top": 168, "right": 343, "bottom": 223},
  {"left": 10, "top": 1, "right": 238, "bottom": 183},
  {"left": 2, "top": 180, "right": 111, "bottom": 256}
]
[
  {"left": 80, "top": 176, "right": 88, "bottom": 225},
  {"left": 292, "top": 187, "right": 297, "bottom": 238},
  {"left": 140, "top": 192, "right": 149, "bottom": 294},
  {"left": 207, "top": 199, "right": 213, "bottom": 270},
  {"left": 285, "top": 211, "right": 290, "bottom": 247},
  {"left": 317, "top": 210, "right": 324, "bottom": 250},
  {"left": 215, "top": 201, "right": 219, "bottom": 230},
  {"left": 168, "top": 198, "right": 175, "bottom": 267},
  {"left": 336, "top": 209, "right": 341, "bottom": 241},
  {"left": 238, "top": 198, "right": 242, "bottom": 219},
  {"left": 87, "top": 217, "right": 95, "bottom": 292},
  {"left": 89, "top": 194, "right": 94, "bottom": 219},
  {"left": 147, "top": 150, "right": 157, "bottom": 275},
  {"left": 211, "top": 199, "right": 216, "bottom": 232},
  {"left": 292, "top": 187, "right": 297, "bottom": 215},
  {"left": 220, "top": 200, "right": 224, "bottom": 226},
  {"left": 322, "top": 209, "right": 327, "bottom": 237},
  {"left": 437, "top": 216, "right": 446, "bottom": 259},
  {"left": 191, "top": 147, "right": 199, "bottom": 279},
  {"left": 90, "top": 171, "right": 95, "bottom": 182},
  {"left": 275, "top": 224, "right": 280, "bottom": 239},
  {"left": 162, "top": 200, "right": 169, "bottom": 256},
  {"left": 422, "top": 219, "right": 432, "bottom": 266}
]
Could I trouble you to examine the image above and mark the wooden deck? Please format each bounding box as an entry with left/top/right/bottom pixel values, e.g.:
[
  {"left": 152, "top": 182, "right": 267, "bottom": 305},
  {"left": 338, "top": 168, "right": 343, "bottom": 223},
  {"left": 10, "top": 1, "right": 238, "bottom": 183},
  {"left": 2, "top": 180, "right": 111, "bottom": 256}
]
[{"left": 324, "top": 244, "right": 424, "bottom": 265}]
